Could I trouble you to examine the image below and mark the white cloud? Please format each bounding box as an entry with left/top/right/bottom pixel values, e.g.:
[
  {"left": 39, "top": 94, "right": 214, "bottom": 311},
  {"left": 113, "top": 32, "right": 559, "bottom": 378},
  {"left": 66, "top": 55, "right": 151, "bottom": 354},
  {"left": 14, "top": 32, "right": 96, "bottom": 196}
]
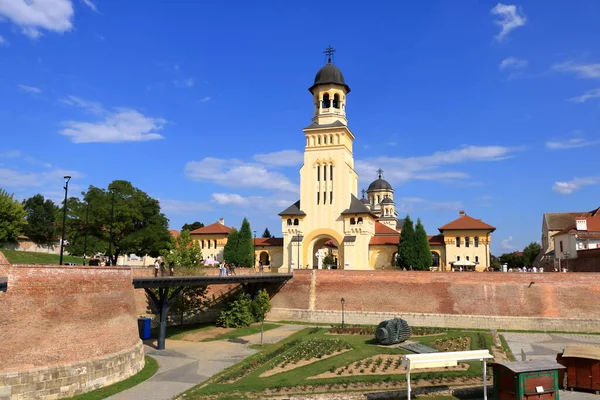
[
  {"left": 499, "top": 57, "right": 528, "bottom": 70},
  {"left": 18, "top": 84, "right": 42, "bottom": 94},
  {"left": 568, "top": 88, "right": 600, "bottom": 103},
  {"left": 0, "top": 167, "right": 83, "bottom": 188},
  {"left": 175, "top": 78, "right": 195, "bottom": 88},
  {"left": 59, "top": 96, "right": 166, "bottom": 143},
  {"left": 59, "top": 95, "right": 104, "bottom": 115},
  {"left": 0, "top": 150, "right": 21, "bottom": 158},
  {"left": 552, "top": 61, "right": 600, "bottom": 79},
  {"left": 81, "top": 0, "right": 97, "bottom": 12},
  {"left": 501, "top": 236, "right": 516, "bottom": 250},
  {"left": 253, "top": 150, "right": 303, "bottom": 166},
  {"left": 211, "top": 193, "right": 293, "bottom": 210},
  {"left": 491, "top": 3, "right": 527, "bottom": 42},
  {"left": 0, "top": 0, "right": 74, "bottom": 39},
  {"left": 546, "top": 137, "right": 600, "bottom": 150},
  {"left": 552, "top": 177, "right": 599, "bottom": 195},
  {"left": 184, "top": 158, "right": 298, "bottom": 193},
  {"left": 159, "top": 199, "right": 212, "bottom": 214},
  {"left": 0, "top": 34, "right": 7, "bottom": 45},
  {"left": 199, "top": 96, "right": 211, "bottom": 103},
  {"left": 356, "top": 145, "right": 522, "bottom": 185}
]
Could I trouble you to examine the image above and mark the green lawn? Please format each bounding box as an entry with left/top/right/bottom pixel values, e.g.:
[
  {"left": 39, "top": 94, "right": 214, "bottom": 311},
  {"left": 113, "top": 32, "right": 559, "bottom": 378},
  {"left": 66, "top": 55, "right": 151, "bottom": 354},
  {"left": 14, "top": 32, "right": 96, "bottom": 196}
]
[
  {"left": 150, "top": 322, "right": 281, "bottom": 341},
  {"left": 2, "top": 249, "right": 84, "bottom": 265},
  {"left": 182, "top": 327, "right": 497, "bottom": 399},
  {"left": 65, "top": 356, "right": 158, "bottom": 400}
]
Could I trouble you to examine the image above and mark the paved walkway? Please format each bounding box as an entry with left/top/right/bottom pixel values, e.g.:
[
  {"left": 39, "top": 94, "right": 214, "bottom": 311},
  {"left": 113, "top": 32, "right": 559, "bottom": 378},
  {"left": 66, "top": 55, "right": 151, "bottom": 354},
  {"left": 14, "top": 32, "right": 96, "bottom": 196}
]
[{"left": 106, "top": 324, "right": 308, "bottom": 400}]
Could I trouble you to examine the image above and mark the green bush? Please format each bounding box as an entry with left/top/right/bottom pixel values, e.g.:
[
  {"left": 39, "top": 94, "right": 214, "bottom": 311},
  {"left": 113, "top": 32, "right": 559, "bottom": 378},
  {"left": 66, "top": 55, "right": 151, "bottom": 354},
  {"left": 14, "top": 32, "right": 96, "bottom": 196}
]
[{"left": 216, "top": 292, "right": 255, "bottom": 328}]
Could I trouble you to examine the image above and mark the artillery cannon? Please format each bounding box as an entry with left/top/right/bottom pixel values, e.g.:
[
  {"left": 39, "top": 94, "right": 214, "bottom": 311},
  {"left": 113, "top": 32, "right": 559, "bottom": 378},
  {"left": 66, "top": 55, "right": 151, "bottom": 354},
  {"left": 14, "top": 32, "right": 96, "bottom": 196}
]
[{"left": 375, "top": 318, "right": 411, "bottom": 345}]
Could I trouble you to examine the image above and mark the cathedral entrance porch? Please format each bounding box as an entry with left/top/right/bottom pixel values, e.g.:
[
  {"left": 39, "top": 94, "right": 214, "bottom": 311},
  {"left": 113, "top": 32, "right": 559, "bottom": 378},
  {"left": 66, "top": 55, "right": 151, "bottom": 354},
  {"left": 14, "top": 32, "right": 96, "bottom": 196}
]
[{"left": 309, "top": 235, "right": 343, "bottom": 269}]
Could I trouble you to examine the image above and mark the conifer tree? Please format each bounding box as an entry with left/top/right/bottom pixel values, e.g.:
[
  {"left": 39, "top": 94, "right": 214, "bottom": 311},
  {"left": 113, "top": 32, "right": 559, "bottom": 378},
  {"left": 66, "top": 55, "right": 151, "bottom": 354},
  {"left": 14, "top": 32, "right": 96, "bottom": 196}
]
[
  {"left": 223, "top": 229, "right": 239, "bottom": 265},
  {"left": 262, "top": 227, "right": 272, "bottom": 238},
  {"left": 238, "top": 218, "right": 254, "bottom": 267},
  {"left": 397, "top": 215, "right": 416, "bottom": 269},
  {"left": 414, "top": 218, "right": 432, "bottom": 270}
]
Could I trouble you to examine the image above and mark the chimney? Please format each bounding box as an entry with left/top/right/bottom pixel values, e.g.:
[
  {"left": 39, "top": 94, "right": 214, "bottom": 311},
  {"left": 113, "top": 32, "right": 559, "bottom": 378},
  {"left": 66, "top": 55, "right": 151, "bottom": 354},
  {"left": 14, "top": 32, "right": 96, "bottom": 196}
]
[
  {"left": 218, "top": 218, "right": 225, "bottom": 225},
  {"left": 459, "top": 210, "right": 465, "bottom": 216}
]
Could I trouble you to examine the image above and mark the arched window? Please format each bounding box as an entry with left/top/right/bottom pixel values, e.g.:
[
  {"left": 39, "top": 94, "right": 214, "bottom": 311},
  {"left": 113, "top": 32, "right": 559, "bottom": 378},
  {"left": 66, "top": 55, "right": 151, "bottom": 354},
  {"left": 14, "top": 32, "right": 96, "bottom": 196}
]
[
  {"left": 322, "top": 93, "right": 331, "bottom": 108},
  {"left": 318, "top": 136, "right": 321, "bottom": 145},
  {"left": 293, "top": 218, "right": 299, "bottom": 226},
  {"left": 201, "top": 240, "right": 205, "bottom": 249},
  {"left": 330, "top": 165, "right": 333, "bottom": 180},
  {"left": 207, "top": 240, "right": 211, "bottom": 249},
  {"left": 214, "top": 240, "right": 217, "bottom": 248},
  {"left": 350, "top": 217, "right": 356, "bottom": 225},
  {"left": 475, "top": 256, "right": 479, "bottom": 263},
  {"left": 287, "top": 218, "right": 292, "bottom": 226},
  {"left": 357, "top": 217, "right": 363, "bottom": 224},
  {"left": 333, "top": 93, "right": 340, "bottom": 108}
]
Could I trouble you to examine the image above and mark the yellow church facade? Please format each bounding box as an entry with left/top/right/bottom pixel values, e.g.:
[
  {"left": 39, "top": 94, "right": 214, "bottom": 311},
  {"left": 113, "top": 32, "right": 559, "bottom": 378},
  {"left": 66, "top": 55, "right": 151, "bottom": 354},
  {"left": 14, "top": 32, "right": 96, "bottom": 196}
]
[{"left": 191, "top": 50, "right": 496, "bottom": 272}]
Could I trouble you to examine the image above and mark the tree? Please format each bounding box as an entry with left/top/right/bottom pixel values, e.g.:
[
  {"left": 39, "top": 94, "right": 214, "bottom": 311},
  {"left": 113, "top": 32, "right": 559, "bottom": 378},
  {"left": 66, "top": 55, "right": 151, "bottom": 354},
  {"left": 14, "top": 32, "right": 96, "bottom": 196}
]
[
  {"left": 251, "top": 289, "right": 272, "bottom": 345},
  {"left": 397, "top": 215, "right": 416, "bottom": 269},
  {"left": 490, "top": 254, "right": 502, "bottom": 270},
  {"left": 324, "top": 254, "right": 335, "bottom": 268},
  {"left": 22, "top": 194, "right": 59, "bottom": 244},
  {"left": 223, "top": 228, "right": 240, "bottom": 265},
  {"left": 0, "top": 189, "right": 26, "bottom": 243},
  {"left": 182, "top": 221, "right": 204, "bottom": 232},
  {"left": 499, "top": 252, "right": 525, "bottom": 269},
  {"left": 414, "top": 218, "right": 432, "bottom": 270},
  {"left": 237, "top": 217, "right": 254, "bottom": 268},
  {"left": 69, "top": 180, "right": 171, "bottom": 265},
  {"left": 165, "top": 230, "right": 202, "bottom": 267},
  {"left": 262, "top": 227, "right": 272, "bottom": 238},
  {"left": 523, "top": 242, "right": 542, "bottom": 267},
  {"left": 216, "top": 292, "right": 255, "bottom": 328}
]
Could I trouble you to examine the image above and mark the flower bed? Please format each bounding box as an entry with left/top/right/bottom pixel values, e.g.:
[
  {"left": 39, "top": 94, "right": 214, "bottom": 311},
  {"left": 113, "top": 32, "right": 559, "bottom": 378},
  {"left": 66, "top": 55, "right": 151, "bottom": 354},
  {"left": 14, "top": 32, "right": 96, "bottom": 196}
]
[
  {"left": 328, "top": 326, "right": 375, "bottom": 335},
  {"left": 432, "top": 336, "right": 471, "bottom": 352},
  {"left": 279, "top": 338, "right": 351, "bottom": 366}
]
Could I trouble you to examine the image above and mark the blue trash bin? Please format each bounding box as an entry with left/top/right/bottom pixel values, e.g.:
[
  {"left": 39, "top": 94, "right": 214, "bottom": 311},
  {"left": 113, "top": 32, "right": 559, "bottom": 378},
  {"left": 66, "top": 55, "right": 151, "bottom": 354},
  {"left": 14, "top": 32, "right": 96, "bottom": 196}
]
[{"left": 137, "top": 317, "right": 151, "bottom": 340}]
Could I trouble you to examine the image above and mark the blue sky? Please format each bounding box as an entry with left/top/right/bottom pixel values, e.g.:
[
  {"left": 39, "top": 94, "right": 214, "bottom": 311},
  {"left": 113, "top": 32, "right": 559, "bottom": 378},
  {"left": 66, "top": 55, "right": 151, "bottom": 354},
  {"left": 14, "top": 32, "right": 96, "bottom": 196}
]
[{"left": 1, "top": 0, "right": 599, "bottom": 255}]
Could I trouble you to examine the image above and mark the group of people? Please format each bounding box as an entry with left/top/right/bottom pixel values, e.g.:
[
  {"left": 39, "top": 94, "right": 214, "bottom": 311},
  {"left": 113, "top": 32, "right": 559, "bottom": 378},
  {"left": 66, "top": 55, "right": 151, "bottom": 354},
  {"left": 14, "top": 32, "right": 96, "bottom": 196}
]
[
  {"left": 154, "top": 260, "right": 174, "bottom": 277},
  {"left": 219, "top": 262, "right": 236, "bottom": 276}
]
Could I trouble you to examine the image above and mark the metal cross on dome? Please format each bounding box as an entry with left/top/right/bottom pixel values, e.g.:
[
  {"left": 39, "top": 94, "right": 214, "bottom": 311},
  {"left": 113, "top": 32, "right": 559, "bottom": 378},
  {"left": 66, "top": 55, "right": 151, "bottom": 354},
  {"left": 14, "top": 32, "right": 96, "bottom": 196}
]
[
  {"left": 324, "top": 45, "right": 336, "bottom": 64},
  {"left": 377, "top": 168, "right": 384, "bottom": 179},
  {"left": 361, "top": 189, "right": 367, "bottom": 198}
]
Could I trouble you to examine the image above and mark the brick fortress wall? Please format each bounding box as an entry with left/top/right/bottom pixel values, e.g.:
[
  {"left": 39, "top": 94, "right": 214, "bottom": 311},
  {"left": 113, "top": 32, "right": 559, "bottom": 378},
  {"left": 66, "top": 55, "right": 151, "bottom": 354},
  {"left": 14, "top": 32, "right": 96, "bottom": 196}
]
[
  {"left": 0, "top": 265, "right": 144, "bottom": 399},
  {"left": 268, "top": 270, "right": 600, "bottom": 332}
]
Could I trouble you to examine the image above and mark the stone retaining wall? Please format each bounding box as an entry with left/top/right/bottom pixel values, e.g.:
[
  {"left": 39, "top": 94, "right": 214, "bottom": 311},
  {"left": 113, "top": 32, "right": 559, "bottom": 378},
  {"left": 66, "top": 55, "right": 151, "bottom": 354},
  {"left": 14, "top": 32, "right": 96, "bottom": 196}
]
[
  {"left": 268, "top": 308, "right": 600, "bottom": 333},
  {"left": 0, "top": 341, "right": 144, "bottom": 400}
]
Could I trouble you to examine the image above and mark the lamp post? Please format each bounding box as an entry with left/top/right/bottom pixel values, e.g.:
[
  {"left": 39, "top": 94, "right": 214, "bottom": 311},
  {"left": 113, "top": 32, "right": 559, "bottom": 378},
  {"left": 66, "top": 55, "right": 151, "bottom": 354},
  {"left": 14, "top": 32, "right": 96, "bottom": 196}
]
[
  {"left": 59, "top": 176, "right": 72, "bottom": 265},
  {"left": 82, "top": 200, "right": 89, "bottom": 265},
  {"left": 107, "top": 190, "right": 115, "bottom": 266},
  {"left": 341, "top": 297, "right": 345, "bottom": 329},
  {"left": 253, "top": 230, "right": 257, "bottom": 269}
]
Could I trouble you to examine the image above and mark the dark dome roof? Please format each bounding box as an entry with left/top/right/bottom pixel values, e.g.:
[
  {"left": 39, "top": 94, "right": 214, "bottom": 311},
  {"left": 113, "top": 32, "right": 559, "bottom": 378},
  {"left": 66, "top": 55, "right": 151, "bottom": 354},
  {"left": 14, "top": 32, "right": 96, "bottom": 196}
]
[
  {"left": 368, "top": 178, "right": 393, "bottom": 191},
  {"left": 380, "top": 197, "right": 395, "bottom": 204},
  {"left": 360, "top": 197, "right": 369, "bottom": 204},
  {"left": 309, "top": 63, "right": 351, "bottom": 94}
]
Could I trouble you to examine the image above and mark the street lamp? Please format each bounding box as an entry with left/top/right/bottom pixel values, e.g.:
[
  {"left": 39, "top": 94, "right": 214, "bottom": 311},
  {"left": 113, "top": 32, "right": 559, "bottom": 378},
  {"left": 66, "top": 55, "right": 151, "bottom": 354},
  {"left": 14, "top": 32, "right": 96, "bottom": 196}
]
[
  {"left": 341, "top": 297, "right": 345, "bottom": 329},
  {"left": 59, "top": 176, "right": 72, "bottom": 265},
  {"left": 107, "top": 190, "right": 115, "bottom": 266},
  {"left": 82, "top": 200, "right": 89, "bottom": 266}
]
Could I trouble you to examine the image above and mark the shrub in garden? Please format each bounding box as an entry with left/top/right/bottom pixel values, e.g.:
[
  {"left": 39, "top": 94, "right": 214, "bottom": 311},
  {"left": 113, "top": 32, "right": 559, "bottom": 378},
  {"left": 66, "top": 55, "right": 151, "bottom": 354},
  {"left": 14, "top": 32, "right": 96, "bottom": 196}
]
[
  {"left": 216, "top": 292, "right": 255, "bottom": 328},
  {"left": 278, "top": 338, "right": 350, "bottom": 365}
]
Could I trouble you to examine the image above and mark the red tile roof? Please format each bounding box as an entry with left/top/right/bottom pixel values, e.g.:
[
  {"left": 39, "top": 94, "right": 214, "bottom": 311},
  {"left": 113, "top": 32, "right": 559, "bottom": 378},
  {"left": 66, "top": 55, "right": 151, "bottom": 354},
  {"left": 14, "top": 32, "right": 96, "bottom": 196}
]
[
  {"left": 428, "top": 235, "right": 445, "bottom": 245},
  {"left": 586, "top": 215, "right": 600, "bottom": 231},
  {"left": 438, "top": 212, "right": 495, "bottom": 232},
  {"left": 375, "top": 222, "right": 400, "bottom": 235},
  {"left": 254, "top": 237, "right": 284, "bottom": 246},
  {"left": 169, "top": 229, "right": 180, "bottom": 239},
  {"left": 370, "top": 235, "right": 399, "bottom": 246},
  {"left": 190, "top": 222, "right": 234, "bottom": 235}
]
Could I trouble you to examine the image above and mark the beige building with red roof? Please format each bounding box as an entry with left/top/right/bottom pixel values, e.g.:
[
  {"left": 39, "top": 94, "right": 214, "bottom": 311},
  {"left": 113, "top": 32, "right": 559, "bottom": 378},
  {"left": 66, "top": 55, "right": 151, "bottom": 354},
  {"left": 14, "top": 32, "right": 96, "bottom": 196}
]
[
  {"left": 552, "top": 212, "right": 600, "bottom": 260},
  {"left": 189, "top": 218, "right": 233, "bottom": 262}
]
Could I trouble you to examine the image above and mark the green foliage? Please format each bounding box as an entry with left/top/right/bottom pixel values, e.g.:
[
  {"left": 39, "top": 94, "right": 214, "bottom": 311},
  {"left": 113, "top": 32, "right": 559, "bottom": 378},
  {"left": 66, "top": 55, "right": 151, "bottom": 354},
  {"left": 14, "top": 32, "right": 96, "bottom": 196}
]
[
  {"left": 0, "top": 189, "right": 26, "bottom": 243},
  {"left": 2, "top": 249, "right": 82, "bottom": 265},
  {"left": 262, "top": 227, "right": 272, "bottom": 238},
  {"left": 165, "top": 230, "right": 202, "bottom": 267},
  {"left": 237, "top": 217, "right": 254, "bottom": 267},
  {"left": 278, "top": 338, "right": 350, "bottom": 365},
  {"left": 65, "top": 180, "right": 171, "bottom": 265},
  {"left": 223, "top": 228, "right": 240, "bottom": 265},
  {"left": 523, "top": 242, "right": 542, "bottom": 266},
  {"left": 251, "top": 289, "right": 272, "bottom": 323},
  {"left": 22, "top": 194, "right": 59, "bottom": 244},
  {"left": 182, "top": 221, "right": 204, "bottom": 232},
  {"left": 414, "top": 218, "right": 432, "bottom": 270},
  {"left": 323, "top": 253, "right": 335, "bottom": 267},
  {"left": 397, "top": 215, "right": 416, "bottom": 269},
  {"left": 216, "top": 292, "right": 255, "bottom": 328},
  {"left": 170, "top": 286, "right": 209, "bottom": 325},
  {"left": 499, "top": 251, "right": 525, "bottom": 269},
  {"left": 490, "top": 254, "right": 502, "bottom": 270}
]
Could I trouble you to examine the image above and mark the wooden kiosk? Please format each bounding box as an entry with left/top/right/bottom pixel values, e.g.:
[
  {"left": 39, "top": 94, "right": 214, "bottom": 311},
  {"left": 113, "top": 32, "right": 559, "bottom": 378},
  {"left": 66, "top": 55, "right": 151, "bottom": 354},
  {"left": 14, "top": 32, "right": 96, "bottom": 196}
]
[
  {"left": 556, "top": 345, "right": 600, "bottom": 393},
  {"left": 492, "top": 360, "right": 565, "bottom": 400}
]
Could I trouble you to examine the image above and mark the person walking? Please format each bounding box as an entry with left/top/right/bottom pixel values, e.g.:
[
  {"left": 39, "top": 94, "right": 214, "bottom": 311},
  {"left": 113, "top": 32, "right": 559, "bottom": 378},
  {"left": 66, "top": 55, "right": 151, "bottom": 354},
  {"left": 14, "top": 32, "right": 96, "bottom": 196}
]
[
  {"left": 154, "top": 259, "right": 159, "bottom": 277},
  {"left": 160, "top": 261, "right": 166, "bottom": 277},
  {"left": 169, "top": 262, "right": 174, "bottom": 277}
]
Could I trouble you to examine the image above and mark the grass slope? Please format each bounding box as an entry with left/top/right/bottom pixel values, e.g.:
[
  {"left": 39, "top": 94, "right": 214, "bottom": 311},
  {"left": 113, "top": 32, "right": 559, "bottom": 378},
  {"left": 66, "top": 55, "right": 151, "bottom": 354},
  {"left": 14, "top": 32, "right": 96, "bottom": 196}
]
[
  {"left": 2, "top": 249, "right": 83, "bottom": 265},
  {"left": 65, "top": 356, "right": 158, "bottom": 400}
]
